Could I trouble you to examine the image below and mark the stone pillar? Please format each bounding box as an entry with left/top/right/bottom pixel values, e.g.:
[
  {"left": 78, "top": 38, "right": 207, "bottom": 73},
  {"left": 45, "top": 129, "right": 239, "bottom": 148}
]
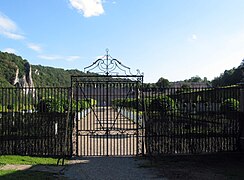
[{"left": 239, "top": 84, "right": 244, "bottom": 151}]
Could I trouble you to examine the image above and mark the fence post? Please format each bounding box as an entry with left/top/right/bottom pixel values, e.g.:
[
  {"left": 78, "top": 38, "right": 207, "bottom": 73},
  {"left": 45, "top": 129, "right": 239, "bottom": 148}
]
[{"left": 240, "top": 83, "right": 244, "bottom": 151}]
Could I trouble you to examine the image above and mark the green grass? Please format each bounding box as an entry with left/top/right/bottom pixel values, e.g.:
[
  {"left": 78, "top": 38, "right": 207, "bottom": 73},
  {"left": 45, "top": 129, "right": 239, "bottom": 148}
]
[
  {"left": 0, "top": 155, "right": 59, "bottom": 165},
  {"left": 0, "top": 156, "right": 66, "bottom": 179},
  {"left": 0, "top": 170, "right": 17, "bottom": 176}
]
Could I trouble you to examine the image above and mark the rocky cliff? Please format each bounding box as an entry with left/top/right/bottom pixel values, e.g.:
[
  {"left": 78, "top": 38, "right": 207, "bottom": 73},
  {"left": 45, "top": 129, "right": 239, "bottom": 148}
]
[
  {"left": 13, "top": 62, "right": 34, "bottom": 88},
  {"left": 0, "top": 51, "right": 85, "bottom": 87}
]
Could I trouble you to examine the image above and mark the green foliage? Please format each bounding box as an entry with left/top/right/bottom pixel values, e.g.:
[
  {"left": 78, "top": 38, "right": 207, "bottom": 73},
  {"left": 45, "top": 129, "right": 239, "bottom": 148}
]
[
  {"left": 36, "top": 96, "right": 62, "bottom": 112},
  {"left": 112, "top": 95, "right": 177, "bottom": 114},
  {"left": 184, "top": 75, "right": 203, "bottom": 83},
  {"left": 0, "top": 51, "right": 86, "bottom": 87},
  {"left": 112, "top": 98, "right": 145, "bottom": 110},
  {"left": 175, "top": 84, "right": 191, "bottom": 94},
  {"left": 36, "top": 96, "right": 97, "bottom": 113},
  {"left": 220, "top": 98, "right": 240, "bottom": 112},
  {"left": 18, "top": 104, "right": 34, "bottom": 112},
  {"left": 143, "top": 83, "right": 157, "bottom": 89},
  {"left": 149, "top": 95, "right": 177, "bottom": 113},
  {"left": 0, "top": 51, "right": 132, "bottom": 87},
  {"left": 32, "top": 65, "right": 85, "bottom": 87},
  {"left": 240, "top": 59, "right": 244, "bottom": 68},
  {"left": 0, "top": 105, "right": 6, "bottom": 112},
  {"left": 156, "top": 77, "right": 170, "bottom": 88},
  {"left": 112, "top": 98, "right": 136, "bottom": 109},
  {"left": 212, "top": 67, "right": 242, "bottom": 87},
  {"left": 87, "top": 98, "right": 97, "bottom": 107}
]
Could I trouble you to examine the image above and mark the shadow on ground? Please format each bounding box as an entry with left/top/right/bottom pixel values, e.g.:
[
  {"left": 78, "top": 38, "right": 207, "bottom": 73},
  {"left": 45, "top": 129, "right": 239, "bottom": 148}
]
[
  {"left": 0, "top": 165, "right": 65, "bottom": 180},
  {"left": 2, "top": 153, "right": 243, "bottom": 179},
  {"left": 146, "top": 152, "right": 244, "bottom": 180},
  {"left": 0, "top": 157, "right": 160, "bottom": 180}
]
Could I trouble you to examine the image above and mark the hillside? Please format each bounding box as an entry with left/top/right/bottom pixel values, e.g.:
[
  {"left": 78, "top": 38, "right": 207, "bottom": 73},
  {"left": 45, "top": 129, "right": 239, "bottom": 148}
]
[
  {"left": 0, "top": 51, "right": 85, "bottom": 87},
  {"left": 1, "top": 51, "right": 243, "bottom": 88}
]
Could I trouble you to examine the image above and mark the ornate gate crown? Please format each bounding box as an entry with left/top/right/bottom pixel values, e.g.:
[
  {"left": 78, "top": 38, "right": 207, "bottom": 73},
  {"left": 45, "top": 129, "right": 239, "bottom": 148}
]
[{"left": 84, "top": 49, "right": 142, "bottom": 76}]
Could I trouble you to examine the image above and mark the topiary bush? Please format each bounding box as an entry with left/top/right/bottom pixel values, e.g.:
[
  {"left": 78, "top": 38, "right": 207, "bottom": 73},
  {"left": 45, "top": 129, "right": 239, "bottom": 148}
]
[
  {"left": 112, "top": 98, "right": 148, "bottom": 111},
  {"left": 220, "top": 98, "right": 240, "bottom": 112},
  {"left": 149, "top": 95, "right": 177, "bottom": 113},
  {"left": 36, "top": 96, "right": 97, "bottom": 113},
  {"left": 36, "top": 96, "right": 60, "bottom": 112}
]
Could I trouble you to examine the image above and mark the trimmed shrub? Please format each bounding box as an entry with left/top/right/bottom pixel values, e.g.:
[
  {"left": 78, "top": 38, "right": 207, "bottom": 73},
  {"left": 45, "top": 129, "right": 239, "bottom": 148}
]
[
  {"left": 37, "top": 97, "right": 60, "bottom": 112},
  {"left": 220, "top": 98, "right": 240, "bottom": 112},
  {"left": 149, "top": 95, "right": 177, "bottom": 113},
  {"left": 112, "top": 98, "right": 147, "bottom": 111},
  {"left": 36, "top": 96, "right": 97, "bottom": 113}
]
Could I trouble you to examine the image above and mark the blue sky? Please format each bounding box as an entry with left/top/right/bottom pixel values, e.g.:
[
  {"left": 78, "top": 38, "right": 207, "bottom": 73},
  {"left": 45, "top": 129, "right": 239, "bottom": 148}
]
[{"left": 0, "top": 0, "right": 244, "bottom": 83}]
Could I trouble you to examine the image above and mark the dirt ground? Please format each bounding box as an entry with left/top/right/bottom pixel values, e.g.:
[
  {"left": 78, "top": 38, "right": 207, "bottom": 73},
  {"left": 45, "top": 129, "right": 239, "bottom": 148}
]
[{"left": 143, "top": 152, "right": 244, "bottom": 180}]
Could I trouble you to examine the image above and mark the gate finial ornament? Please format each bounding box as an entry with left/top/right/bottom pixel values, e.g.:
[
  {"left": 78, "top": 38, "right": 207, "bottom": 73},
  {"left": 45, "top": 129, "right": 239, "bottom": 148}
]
[{"left": 84, "top": 49, "right": 139, "bottom": 76}]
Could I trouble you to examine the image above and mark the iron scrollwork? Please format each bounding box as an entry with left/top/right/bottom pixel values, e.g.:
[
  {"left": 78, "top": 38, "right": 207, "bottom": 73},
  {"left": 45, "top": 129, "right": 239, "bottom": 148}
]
[{"left": 84, "top": 49, "right": 143, "bottom": 77}]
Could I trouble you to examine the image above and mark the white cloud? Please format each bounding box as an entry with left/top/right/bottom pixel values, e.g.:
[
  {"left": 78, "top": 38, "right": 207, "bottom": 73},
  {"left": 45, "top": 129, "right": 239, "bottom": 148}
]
[
  {"left": 188, "top": 34, "right": 197, "bottom": 42},
  {"left": 2, "top": 48, "right": 17, "bottom": 54},
  {"left": 67, "top": 55, "right": 81, "bottom": 61},
  {"left": 102, "top": 0, "right": 116, "bottom": 4},
  {"left": 69, "top": 0, "right": 104, "bottom": 17},
  {"left": 0, "top": 12, "right": 25, "bottom": 40},
  {"left": 192, "top": 34, "right": 197, "bottom": 40},
  {"left": 27, "top": 43, "right": 42, "bottom": 52},
  {"left": 2, "top": 31, "right": 25, "bottom": 40},
  {"left": 38, "top": 54, "right": 62, "bottom": 60},
  {"left": 0, "top": 13, "right": 17, "bottom": 31},
  {"left": 38, "top": 54, "right": 81, "bottom": 61}
]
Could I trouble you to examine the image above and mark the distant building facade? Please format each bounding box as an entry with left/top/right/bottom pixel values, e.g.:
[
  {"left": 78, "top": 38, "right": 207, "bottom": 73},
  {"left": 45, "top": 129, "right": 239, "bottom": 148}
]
[{"left": 170, "top": 81, "right": 211, "bottom": 88}]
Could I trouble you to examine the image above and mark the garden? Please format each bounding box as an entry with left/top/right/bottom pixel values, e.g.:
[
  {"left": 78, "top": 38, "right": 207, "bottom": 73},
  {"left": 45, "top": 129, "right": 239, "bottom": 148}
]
[{"left": 112, "top": 86, "right": 241, "bottom": 155}]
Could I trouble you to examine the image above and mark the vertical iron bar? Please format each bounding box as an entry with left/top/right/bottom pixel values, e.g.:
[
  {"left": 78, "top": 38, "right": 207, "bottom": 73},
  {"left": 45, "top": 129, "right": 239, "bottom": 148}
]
[
  {"left": 75, "top": 81, "right": 79, "bottom": 156},
  {"left": 136, "top": 81, "right": 139, "bottom": 156},
  {"left": 106, "top": 80, "right": 109, "bottom": 156}
]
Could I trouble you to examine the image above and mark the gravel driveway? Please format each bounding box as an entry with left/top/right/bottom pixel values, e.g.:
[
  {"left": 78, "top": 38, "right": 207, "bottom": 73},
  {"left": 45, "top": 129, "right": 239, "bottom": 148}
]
[{"left": 63, "top": 157, "right": 165, "bottom": 180}]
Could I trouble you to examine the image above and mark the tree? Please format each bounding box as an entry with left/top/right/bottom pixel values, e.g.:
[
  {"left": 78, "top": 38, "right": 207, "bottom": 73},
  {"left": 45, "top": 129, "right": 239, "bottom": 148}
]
[
  {"left": 240, "top": 59, "right": 244, "bottom": 68},
  {"left": 143, "top": 83, "right": 157, "bottom": 89},
  {"left": 185, "top": 75, "right": 202, "bottom": 83},
  {"left": 211, "top": 67, "right": 242, "bottom": 87},
  {"left": 156, "top": 77, "right": 170, "bottom": 88},
  {"left": 203, "top": 77, "right": 208, "bottom": 82}
]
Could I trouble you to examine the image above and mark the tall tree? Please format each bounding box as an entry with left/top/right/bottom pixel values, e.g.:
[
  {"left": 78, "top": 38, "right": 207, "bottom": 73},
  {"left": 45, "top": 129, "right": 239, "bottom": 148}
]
[
  {"left": 185, "top": 75, "right": 203, "bottom": 82},
  {"left": 156, "top": 77, "right": 170, "bottom": 88}
]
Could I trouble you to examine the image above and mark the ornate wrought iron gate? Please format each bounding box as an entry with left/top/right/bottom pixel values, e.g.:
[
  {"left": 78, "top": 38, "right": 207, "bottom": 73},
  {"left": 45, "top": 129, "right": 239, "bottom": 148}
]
[{"left": 71, "top": 51, "right": 144, "bottom": 156}]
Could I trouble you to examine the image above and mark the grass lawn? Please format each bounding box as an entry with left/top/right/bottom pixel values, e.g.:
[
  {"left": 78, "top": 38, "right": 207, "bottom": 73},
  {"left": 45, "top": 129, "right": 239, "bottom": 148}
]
[
  {"left": 0, "top": 155, "right": 66, "bottom": 179},
  {"left": 0, "top": 155, "right": 59, "bottom": 165}
]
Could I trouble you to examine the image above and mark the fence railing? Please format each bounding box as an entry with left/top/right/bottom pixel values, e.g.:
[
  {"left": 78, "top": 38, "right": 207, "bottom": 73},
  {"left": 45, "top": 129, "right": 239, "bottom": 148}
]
[
  {"left": 0, "top": 85, "right": 242, "bottom": 157},
  {"left": 143, "top": 86, "right": 241, "bottom": 155},
  {"left": 0, "top": 87, "right": 72, "bottom": 157}
]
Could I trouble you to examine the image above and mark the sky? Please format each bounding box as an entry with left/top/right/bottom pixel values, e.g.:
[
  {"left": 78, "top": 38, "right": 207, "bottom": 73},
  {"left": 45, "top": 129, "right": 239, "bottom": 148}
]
[{"left": 1, "top": 0, "right": 244, "bottom": 83}]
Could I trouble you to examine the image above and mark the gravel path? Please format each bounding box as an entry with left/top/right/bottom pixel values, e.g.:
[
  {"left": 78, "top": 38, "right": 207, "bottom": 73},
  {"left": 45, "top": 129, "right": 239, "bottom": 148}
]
[
  {"left": 76, "top": 107, "right": 139, "bottom": 156},
  {"left": 63, "top": 157, "right": 166, "bottom": 180}
]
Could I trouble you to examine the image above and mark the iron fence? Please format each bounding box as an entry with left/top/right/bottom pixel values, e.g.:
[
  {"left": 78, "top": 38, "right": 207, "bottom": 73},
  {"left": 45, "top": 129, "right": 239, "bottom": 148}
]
[
  {"left": 143, "top": 86, "right": 241, "bottom": 155},
  {"left": 0, "top": 85, "right": 242, "bottom": 157},
  {"left": 0, "top": 87, "right": 72, "bottom": 157}
]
